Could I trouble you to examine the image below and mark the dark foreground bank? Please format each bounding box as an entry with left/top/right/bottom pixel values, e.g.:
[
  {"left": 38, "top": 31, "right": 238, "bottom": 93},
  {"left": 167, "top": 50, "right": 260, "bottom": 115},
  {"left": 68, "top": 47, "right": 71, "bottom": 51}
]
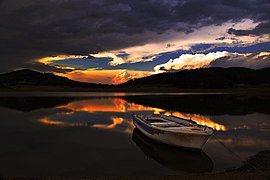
[{"left": 1, "top": 150, "right": 270, "bottom": 180}]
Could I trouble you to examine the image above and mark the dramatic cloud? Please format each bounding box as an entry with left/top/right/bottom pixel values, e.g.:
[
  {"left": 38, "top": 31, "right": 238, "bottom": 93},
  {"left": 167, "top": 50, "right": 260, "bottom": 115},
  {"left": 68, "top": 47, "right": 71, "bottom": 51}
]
[
  {"left": 33, "top": 19, "right": 264, "bottom": 70},
  {"left": 1, "top": 0, "right": 270, "bottom": 73},
  {"left": 154, "top": 51, "right": 270, "bottom": 72},
  {"left": 210, "top": 52, "right": 270, "bottom": 69},
  {"left": 228, "top": 22, "right": 270, "bottom": 36},
  {"left": 31, "top": 41, "right": 270, "bottom": 84},
  {"left": 154, "top": 51, "right": 230, "bottom": 72}
]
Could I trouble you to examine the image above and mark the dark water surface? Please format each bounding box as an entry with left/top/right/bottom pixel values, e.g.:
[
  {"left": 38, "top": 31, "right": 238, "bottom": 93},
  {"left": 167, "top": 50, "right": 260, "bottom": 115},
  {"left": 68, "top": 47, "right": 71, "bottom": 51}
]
[{"left": 0, "top": 92, "right": 270, "bottom": 177}]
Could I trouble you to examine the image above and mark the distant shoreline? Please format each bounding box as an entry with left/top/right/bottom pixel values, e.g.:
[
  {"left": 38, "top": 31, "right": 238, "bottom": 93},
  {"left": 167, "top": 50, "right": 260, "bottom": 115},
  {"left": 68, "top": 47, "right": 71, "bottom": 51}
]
[{"left": 1, "top": 87, "right": 270, "bottom": 96}]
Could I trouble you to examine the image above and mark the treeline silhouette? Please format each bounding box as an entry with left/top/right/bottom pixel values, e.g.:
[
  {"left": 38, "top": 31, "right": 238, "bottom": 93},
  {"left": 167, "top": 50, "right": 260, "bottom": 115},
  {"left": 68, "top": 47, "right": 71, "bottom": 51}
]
[
  {"left": 0, "top": 69, "right": 109, "bottom": 89},
  {"left": 1, "top": 67, "right": 270, "bottom": 90},
  {"left": 122, "top": 67, "right": 270, "bottom": 89}
]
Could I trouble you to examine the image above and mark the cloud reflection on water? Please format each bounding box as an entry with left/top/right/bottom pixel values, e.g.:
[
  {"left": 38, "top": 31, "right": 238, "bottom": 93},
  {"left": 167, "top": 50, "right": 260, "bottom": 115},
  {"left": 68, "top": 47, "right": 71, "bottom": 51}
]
[{"left": 38, "top": 97, "right": 227, "bottom": 132}]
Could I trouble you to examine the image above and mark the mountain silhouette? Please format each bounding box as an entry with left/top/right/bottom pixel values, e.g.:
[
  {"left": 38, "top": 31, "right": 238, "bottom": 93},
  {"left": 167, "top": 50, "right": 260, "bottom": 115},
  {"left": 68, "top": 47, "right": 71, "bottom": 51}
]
[
  {"left": 1, "top": 67, "right": 270, "bottom": 90},
  {"left": 0, "top": 69, "right": 109, "bottom": 89},
  {"left": 122, "top": 67, "right": 270, "bottom": 89}
]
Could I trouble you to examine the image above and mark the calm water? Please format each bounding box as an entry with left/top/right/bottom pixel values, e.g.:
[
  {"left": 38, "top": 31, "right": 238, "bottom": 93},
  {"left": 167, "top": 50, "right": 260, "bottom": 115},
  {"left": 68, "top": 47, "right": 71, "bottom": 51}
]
[{"left": 0, "top": 92, "right": 270, "bottom": 177}]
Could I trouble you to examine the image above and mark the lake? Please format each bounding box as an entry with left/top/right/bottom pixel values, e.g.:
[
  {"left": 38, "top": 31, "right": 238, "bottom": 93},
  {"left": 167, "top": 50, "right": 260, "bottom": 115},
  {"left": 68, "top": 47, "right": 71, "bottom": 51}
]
[{"left": 0, "top": 92, "right": 270, "bottom": 177}]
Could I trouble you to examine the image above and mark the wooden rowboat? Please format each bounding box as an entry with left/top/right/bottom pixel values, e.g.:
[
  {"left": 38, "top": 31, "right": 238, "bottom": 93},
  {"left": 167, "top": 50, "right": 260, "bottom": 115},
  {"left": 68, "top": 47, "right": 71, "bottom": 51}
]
[{"left": 132, "top": 114, "right": 213, "bottom": 150}]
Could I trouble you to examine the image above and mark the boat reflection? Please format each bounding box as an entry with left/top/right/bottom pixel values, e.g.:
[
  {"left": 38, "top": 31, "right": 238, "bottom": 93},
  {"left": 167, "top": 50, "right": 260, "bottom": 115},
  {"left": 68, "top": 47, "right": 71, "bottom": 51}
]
[{"left": 132, "top": 128, "right": 213, "bottom": 173}]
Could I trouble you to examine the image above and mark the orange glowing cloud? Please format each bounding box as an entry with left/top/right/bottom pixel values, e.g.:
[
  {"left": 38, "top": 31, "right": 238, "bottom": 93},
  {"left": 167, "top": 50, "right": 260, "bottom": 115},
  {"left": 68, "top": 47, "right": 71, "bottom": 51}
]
[
  {"left": 55, "top": 69, "right": 152, "bottom": 84},
  {"left": 36, "top": 55, "right": 89, "bottom": 65},
  {"left": 112, "top": 70, "right": 151, "bottom": 84}
]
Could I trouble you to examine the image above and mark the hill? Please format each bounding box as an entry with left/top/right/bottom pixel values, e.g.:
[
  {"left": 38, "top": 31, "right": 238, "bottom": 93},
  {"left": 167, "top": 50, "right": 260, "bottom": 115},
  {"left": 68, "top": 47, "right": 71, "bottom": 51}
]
[
  {"left": 1, "top": 67, "right": 270, "bottom": 91},
  {"left": 121, "top": 67, "right": 270, "bottom": 89},
  {"left": 0, "top": 69, "right": 109, "bottom": 90}
]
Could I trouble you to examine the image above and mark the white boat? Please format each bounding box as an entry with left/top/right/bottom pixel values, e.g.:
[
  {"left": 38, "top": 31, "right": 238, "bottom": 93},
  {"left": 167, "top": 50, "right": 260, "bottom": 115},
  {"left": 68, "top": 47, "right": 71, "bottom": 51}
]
[{"left": 132, "top": 114, "right": 213, "bottom": 150}]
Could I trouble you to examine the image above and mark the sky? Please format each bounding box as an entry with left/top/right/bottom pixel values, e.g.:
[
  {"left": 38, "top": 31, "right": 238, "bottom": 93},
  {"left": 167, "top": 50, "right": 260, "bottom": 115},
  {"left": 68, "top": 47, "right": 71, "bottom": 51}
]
[{"left": 1, "top": 0, "right": 270, "bottom": 84}]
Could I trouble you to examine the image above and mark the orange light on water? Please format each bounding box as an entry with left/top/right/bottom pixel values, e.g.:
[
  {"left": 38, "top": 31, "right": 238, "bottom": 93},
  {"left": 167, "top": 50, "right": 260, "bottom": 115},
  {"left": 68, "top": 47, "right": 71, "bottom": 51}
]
[
  {"left": 40, "top": 98, "right": 227, "bottom": 132},
  {"left": 112, "top": 98, "right": 127, "bottom": 112},
  {"left": 39, "top": 118, "right": 65, "bottom": 125},
  {"left": 57, "top": 98, "right": 127, "bottom": 113},
  {"left": 56, "top": 98, "right": 164, "bottom": 114},
  {"left": 164, "top": 112, "right": 227, "bottom": 131},
  {"left": 209, "top": 138, "right": 233, "bottom": 143},
  {"left": 92, "top": 117, "right": 124, "bottom": 129},
  {"left": 91, "top": 116, "right": 134, "bottom": 134}
]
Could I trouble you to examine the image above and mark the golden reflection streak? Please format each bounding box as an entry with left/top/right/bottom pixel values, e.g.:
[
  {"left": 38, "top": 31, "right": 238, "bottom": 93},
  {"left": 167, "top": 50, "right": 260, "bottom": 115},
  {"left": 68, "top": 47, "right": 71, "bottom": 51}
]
[
  {"left": 56, "top": 99, "right": 126, "bottom": 113},
  {"left": 39, "top": 118, "right": 92, "bottom": 127},
  {"left": 39, "top": 116, "right": 135, "bottom": 134},
  {"left": 92, "top": 117, "right": 135, "bottom": 133},
  {"left": 92, "top": 117, "right": 124, "bottom": 129},
  {"left": 209, "top": 138, "right": 233, "bottom": 143},
  {"left": 39, "top": 118, "right": 66, "bottom": 125}
]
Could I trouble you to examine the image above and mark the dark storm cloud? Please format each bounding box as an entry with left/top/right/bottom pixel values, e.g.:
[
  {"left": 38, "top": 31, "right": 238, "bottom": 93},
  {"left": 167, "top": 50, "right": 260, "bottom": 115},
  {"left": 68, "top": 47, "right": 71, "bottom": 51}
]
[
  {"left": 0, "top": 0, "right": 270, "bottom": 72},
  {"left": 210, "top": 53, "right": 270, "bottom": 69},
  {"left": 228, "top": 22, "right": 270, "bottom": 36},
  {"left": 226, "top": 0, "right": 270, "bottom": 36}
]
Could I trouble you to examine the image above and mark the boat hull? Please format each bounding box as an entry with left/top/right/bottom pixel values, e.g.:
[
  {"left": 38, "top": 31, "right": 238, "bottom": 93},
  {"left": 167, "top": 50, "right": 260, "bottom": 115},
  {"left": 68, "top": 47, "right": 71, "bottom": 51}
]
[{"left": 133, "top": 115, "right": 211, "bottom": 150}]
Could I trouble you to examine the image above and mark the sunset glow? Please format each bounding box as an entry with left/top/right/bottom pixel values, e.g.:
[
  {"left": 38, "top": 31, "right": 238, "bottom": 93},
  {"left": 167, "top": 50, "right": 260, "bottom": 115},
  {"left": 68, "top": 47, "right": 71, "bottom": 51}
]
[
  {"left": 55, "top": 69, "right": 152, "bottom": 84},
  {"left": 31, "top": 19, "right": 270, "bottom": 84},
  {"left": 36, "top": 55, "right": 89, "bottom": 65}
]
